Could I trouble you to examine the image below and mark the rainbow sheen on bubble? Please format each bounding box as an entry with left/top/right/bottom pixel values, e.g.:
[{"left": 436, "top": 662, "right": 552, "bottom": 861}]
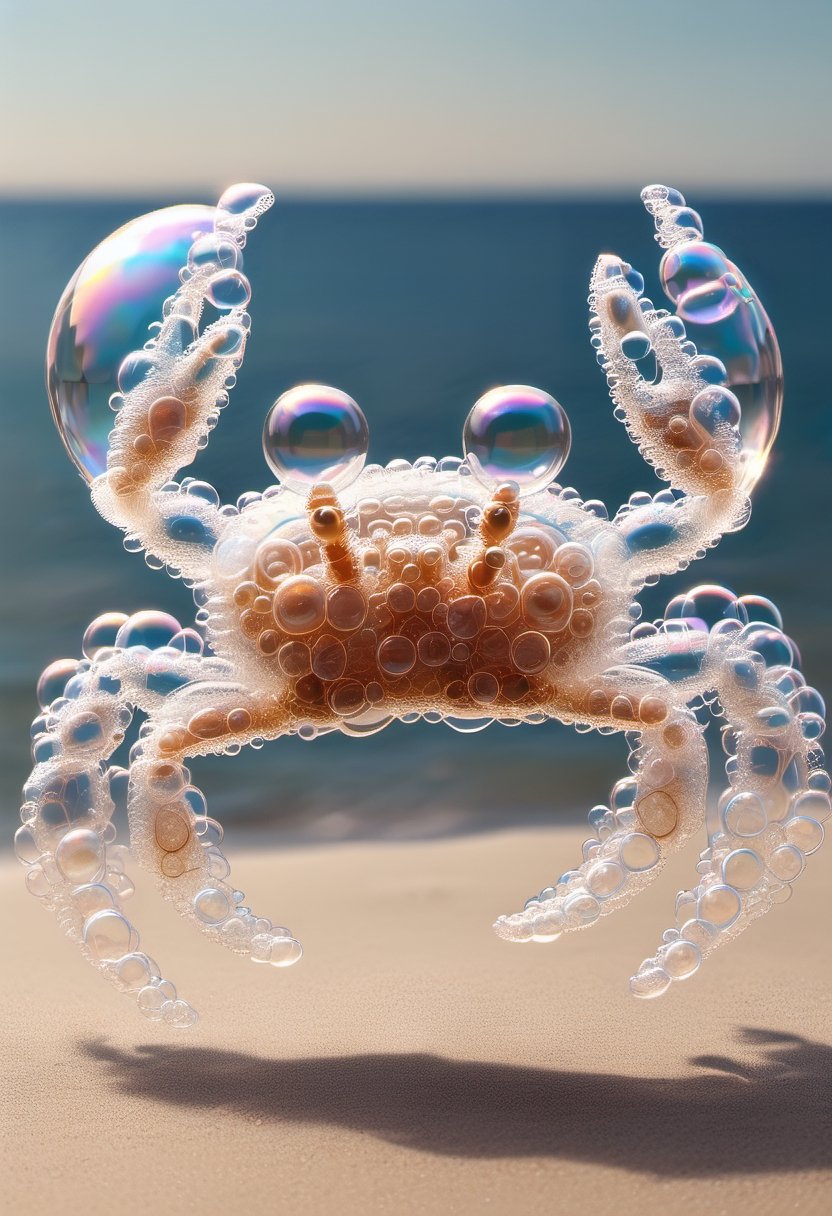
[
  {"left": 46, "top": 204, "right": 216, "bottom": 481},
  {"left": 463, "top": 385, "right": 571, "bottom": 494},
  {"left": 664, "top": 584, "right": 747, "bottom": 633},
  {"left": 659, "top": 240, "right": 782, "bottom": 492},
  {"left": 22, "top": 181, "right": 829, "bottom": 1029},
  {"left": 262, "top": 384, "right": 369, "bottom": 493}
]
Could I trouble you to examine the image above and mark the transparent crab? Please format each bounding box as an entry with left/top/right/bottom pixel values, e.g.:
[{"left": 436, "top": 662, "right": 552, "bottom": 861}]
[{"left": 17, "top": 183, "right": 828, "bottom": 1027}]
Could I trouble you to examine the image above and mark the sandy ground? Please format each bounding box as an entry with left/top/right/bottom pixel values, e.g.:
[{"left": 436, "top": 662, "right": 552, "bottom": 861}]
[{"left": 1, "top": 826, "right": 830, "bottom": 1215}]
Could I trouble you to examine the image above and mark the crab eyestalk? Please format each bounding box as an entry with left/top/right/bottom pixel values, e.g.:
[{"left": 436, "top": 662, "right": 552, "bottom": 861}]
[
  {"left": 468, "top": 482, "right": 520, "bottom": 590},
  {"left": 307, "top": 483, "right": 360, "bottom": 582}
]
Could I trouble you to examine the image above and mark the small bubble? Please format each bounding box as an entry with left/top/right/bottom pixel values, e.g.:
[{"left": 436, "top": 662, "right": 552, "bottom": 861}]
[
  {"left": 115, "top": 610, "right": 182, "bottom": 650},
  {"left": 193, "top": 887, "right": 231, "bottom": 924},
  {"left": 206, "top": 270, "right": 251, "bottom": 311},
  {"left": 37, "top": 658, "right": 80, "bottom": 709},
  {"left": 217, "top": 182, "right": 274, "bottom": 217}
]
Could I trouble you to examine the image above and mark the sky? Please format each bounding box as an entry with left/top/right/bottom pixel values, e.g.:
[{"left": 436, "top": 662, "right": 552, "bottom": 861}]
[{"left": 1, "top": 0, "right": 830, "bottom": 197}]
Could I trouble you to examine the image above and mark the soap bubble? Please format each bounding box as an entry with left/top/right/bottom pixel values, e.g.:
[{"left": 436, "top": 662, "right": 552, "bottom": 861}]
[
  {"left": 36, "top": 658, "right": 81, "bottom": 709},
  {"left": 82, "top": 612, "right": 129, "bottom": 659},
  {"left": 659, "top": 240, "right": 781, "bottom": 492},
  {"left": 47, "top": 204, "right": 216, "bottom": 480},
  {"left": 463, "top": 385, "right": 571, "bottom": 494},
  {"left": 217, "top": 182, "right": 274, "bottom": 218},
  {"left": 664, "top": 584, "right": 747, "bottom": 632},
  {"left": 115, "top": 611, "right": 182, "bottom": 650},
  {"left": 263, "top": 384, "right": 369, "bottom": 493}
]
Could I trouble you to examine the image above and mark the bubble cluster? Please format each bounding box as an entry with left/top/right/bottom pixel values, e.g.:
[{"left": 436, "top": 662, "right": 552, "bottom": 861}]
[
  {"left": 205, "top": 468, "right": 608, "bottom": 739},
  {"left": 22, "top": 179, "right": 826, "bottom": 1025},
  {"left": 589, "top": 185, "right": 783, "bottom": 503},
  {"left": 659, "top": 240, "right": 782, "bottom": 487}
]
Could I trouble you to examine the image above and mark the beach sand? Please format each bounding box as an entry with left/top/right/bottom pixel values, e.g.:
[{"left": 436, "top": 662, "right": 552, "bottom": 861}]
[{"left": 1, "top": 826, "right": 830, "bottom": 1215}]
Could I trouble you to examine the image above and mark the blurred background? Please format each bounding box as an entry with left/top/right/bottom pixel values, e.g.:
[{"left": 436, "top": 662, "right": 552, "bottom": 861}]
[{"left": 0, "top": 0, "right": 829, "bottom": 842}]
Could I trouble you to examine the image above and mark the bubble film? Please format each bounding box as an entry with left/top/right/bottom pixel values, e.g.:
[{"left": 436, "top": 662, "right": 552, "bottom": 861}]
[
  {"left": 660, "top": 242, "right": 781, "bottom": 490},
  {"left": 263, "top": 384, "right": 369, "bottom": 493},
  {"left": 642, "top": 186, "right": 783, "bottom": 493},
  {"left": 463, "top": 385, "right": 571, "bottom": 493},
  {"left": 47, "top": 205, "right": 216, "bottom": 480},
  {"left": 21, "top": 182, "right": 826, "bottom": 1028}
]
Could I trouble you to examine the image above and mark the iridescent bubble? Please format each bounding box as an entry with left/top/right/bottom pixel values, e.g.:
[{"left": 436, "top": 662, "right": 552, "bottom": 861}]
[
  {"left": 738, "top": 594, "right": 783, "bottom": 629},
  {"left": 664, "top": 584, "right": 747, "bottom": 632},
  {"left": 658, "top": 240, "right": 782, "bottom": 492},
  {"left": 47, "top": 204, "right": 216, "bottom": 481},
  {"left": 463, "top": 385, "right": 571, "bottom": 494},
  {"left": 82, "top": 612, "right": 129, "bottom": 659},
  {"left": 115, "top": 611, "right": 182, "bottom": 650},
  {"left": 217, "top": 182, "right": 274, "bottom": 218},
  {"left": 741, "top": 623, "right": 793, "bottom": 668},
  {"left": 37, "top": 658, "right": 80, "bottom": 709},
  {"left": 112, "top": 952, "right": 153, "bottom": 993},
  {"left": 206, "top": 270, "right": 250, "bottom": 311},
  {"left": 263, "top": 385, "right": 369, "bottom": 493},
  {"left": 722, "top": 847, "right": 763, "bottom": 890}
]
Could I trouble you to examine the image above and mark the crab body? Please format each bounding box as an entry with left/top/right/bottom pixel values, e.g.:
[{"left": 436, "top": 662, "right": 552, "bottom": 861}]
[{"left": 197, "top": 470, "right": 625, "bottom": 737}]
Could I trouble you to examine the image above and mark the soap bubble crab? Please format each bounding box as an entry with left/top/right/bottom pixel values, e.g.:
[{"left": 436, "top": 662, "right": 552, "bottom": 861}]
[{"left": 18, "top": 182, "right": 828, "bottom": 1027}]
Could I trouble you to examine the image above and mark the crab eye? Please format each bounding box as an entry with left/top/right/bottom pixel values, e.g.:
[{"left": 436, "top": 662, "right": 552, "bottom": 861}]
[
  {"left": 463, "top": 385, "right": 571, "bottom": 495},
  {"left": 262, "top": 384, "right": 369, "bottom": 494}
]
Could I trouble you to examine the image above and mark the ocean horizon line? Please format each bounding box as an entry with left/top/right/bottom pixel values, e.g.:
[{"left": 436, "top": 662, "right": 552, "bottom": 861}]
[{"left": 2, "top": 187, "right": 832, "bottom": 208}]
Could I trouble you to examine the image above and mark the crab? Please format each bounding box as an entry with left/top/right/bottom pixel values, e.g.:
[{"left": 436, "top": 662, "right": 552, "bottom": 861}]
[{"left": 18, "top": 182, "right": 829, "bottom": 1027}]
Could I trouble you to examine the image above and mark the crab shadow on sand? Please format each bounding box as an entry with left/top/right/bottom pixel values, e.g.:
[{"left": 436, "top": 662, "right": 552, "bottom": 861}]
[{"left": 82, "top": 1027, "right": 831, "bottom": 1176}]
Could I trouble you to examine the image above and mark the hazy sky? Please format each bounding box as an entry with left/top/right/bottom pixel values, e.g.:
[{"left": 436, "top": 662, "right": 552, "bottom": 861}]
[{"left": 1, "top": 0, "right": 830, "bottom": 196}]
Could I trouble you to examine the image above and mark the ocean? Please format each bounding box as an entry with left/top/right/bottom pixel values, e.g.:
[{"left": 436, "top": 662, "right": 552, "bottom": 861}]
[{"left": 1, "top": 196, "right": 829, "bottom": 840}]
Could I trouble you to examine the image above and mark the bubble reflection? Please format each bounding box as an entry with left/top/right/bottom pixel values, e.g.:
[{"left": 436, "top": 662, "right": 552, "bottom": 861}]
[
  {"left": 263, "top": 384, "right": 369, "bottom": 493},
  {"left": 659, "top": 240, "right": 782, "bottom": 491},
  {"left": 463, "top": 385, "right": 571, "bottom": 495},
  {"left": 46, "top": 204, "right": 216, "bottom": 481}
]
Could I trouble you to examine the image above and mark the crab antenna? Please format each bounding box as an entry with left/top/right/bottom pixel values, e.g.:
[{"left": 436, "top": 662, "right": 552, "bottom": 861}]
[
  {"left": 468, "top": 482, "right": 519, "bottom": 590},
  {"left": 307, "top": 483, "right": 359, "bottom": 582}
]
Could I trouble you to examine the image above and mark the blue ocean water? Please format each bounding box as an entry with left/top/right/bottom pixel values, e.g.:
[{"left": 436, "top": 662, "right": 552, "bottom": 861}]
[{"left": 1, "top": 197, "right": 829, "bottom": 839}]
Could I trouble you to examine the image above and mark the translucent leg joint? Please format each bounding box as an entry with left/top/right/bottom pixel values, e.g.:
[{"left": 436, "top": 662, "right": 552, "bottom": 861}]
[
  {"left": 630, "top": 637, "right": 829, "bottom": 998},
  {"left": 494, "top": 708, "right": 707, "bottom": 946}
]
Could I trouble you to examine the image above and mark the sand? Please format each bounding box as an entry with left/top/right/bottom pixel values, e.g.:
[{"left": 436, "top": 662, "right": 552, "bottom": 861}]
[{"left": 1, "top": 825, "right": 830, "bottom": 1215}]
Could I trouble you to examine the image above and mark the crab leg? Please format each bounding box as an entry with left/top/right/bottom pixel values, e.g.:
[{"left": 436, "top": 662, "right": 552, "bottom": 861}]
[
  {"left": 128, "top": 683, "right": 303, "bottom": 971},
  {"left": 495, "top": 600, "right": 829, "bottom": 998},
  {"left": 494, "top": 686, "right": 708, "bottom": 948},
  {"left": 627, "top": 613, "right": 828, "bottom": 996},
  {"left": 17, "top": 632, "right": 227, "bottom": 1025},
  {"left": 590, "top": 185, "right": 781, "bottom": 581},
  {"left": 91, "top": 184, "right": 274, "bottom": 582}
]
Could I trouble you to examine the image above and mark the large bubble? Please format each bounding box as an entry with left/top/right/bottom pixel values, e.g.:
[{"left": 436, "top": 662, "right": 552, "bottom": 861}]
[
  {"left": 659, "top": 240, "right": 782, "bottom": 492},
  {"left": 46, "top": 204, "right": 216, "bottom": 481},
  {"left": 463, "top": 385, "right": 571, "bottom": 495},
  {"left": 262, "top": 384, "right": 369, "bottom": 493}
]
